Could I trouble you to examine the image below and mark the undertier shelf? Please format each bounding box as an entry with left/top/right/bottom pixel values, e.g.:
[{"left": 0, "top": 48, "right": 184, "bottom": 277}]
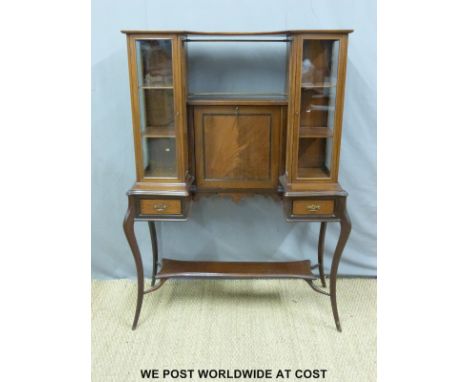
[{"left": 155, "top": 259, "right": 316, "bottom": 280}]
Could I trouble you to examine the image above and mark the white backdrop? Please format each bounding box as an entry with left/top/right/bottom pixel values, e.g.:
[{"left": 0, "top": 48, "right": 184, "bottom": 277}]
[{"left": 91, "top": 0, "right": 376, "bottom": 278}]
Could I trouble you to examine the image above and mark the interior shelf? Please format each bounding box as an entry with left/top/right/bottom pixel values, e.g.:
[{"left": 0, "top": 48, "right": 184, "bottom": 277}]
[
  {"left": 144, "top": 165, "right": 177, "bottom": 178},
  {"left": 155, "top": 258, "right": 316, "bottom": 279},
  {"left": 188, "top": 92, "right": 288, "bottom": 101},
  {"left": 298, "top": 167, "right": 330, "bottom": 179},
  {"left": 301, "top": 82, "right": 336, "bottom": 89},
  {"left": 140, "top": 85, "right": 174, "bottom": 90},
  {"left": 143, "top": 126, "right": 176, "bottom": 138},
  {"left": 302, "top": 104, "right": 335, "bottom": 112},
  {"left": 187, "top": 98, "right": 288, "bottom": 106},
  {"left": 299, "top": 126, "right": 333, "bottom": 138}
]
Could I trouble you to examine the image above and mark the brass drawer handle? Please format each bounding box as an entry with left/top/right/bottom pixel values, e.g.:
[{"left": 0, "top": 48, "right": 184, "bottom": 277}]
[
  {"left": 307, "top": 204, "right": 321, "bottom": 212},
  {"left": 153, "top": 203, "right": 168, "bottom": 212}
]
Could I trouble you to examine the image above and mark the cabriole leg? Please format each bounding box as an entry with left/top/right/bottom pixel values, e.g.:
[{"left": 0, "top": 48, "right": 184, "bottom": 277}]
[
  {"left": 318, "top": 222, "right": 327, "bottom": 287},
  {"left": 329, "top": 208, "right": 352, "bottom": 332},
  {"left": 123, "top": 197, "right": 144, "bottom": 330},
  {"left": 148, "top": 221, "right": 158, "bottom": 287}
]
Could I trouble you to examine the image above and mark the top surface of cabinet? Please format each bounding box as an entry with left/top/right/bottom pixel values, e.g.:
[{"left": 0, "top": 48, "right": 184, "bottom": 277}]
[{"left": 122, "top": 30, "right": 353, "bottom": 35}]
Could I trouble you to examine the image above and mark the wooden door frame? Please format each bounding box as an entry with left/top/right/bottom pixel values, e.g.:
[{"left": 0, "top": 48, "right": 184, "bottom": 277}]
[
  {"left": 286, "top": 33, "right": 349, "bottom": 184},
  {"left": 126, "top": 33, "right": 187, "bottom": 183}
]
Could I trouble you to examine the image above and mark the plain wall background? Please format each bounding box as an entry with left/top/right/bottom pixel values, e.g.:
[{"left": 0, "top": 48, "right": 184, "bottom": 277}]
[{"left": 91, "top": 0, "right": 376, "bottom": 279}]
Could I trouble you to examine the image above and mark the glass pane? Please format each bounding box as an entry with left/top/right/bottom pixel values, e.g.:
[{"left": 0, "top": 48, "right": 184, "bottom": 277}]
[
  {"left": 142, "top": 138, "right": 177, "bottom": 178},
  {"left": 186, "top": 36, "right": 289, "bottom": 100},
  {"left": 136, "top": 39, "right": 177, "bottom": 178},
  {"left": 297, "top": 39, "right": 339, "bottom": 179},
  {"left": 137, "top": 40, "right": 173, "bottom": 87},
  {"left": 298, "top": 138, "right": 330, "bottom": 178},
  {"left": 141, "top": 89, "right": 175, "bottom": 132}
]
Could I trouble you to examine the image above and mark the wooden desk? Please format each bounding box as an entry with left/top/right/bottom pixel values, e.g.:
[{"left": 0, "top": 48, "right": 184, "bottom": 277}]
[{"left": 122, "top": 30, "right": 353, "bottom": 331}]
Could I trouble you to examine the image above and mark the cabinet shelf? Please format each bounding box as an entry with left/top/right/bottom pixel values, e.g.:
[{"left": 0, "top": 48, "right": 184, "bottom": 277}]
[
  {"left": 302, "top": 104, "right": 335, "bottom": 112},
  {"left": 140, "top": 85, "right": 174, "bottom": 90},
  {"left": 299, "top": 127, "right": 333, "bottom": 138},
  {"left": 298, "top": 167, "right": 330, "bottom": 179},
  {"left": 144, "top": 164, "right": 177, "bottom": 178},
  {"left": 143, "top": 126, "right": 176, "bottom": 138},
  {"left": 301, "top": 82, "right": 336, "bottom": 89},
  {"left": 188, "top": 92, "right": 288, "bottom": 101}
]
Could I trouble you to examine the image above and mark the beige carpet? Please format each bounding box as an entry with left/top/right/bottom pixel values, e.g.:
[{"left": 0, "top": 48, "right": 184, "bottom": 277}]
[{"left": 92, "top": 279, "right": 376, "bottom": 382}]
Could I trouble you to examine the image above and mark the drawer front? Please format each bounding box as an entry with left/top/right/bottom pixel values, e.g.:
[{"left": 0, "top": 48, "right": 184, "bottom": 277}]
[
  {"left": 292, "top": 199, "right": 335, "bottom": 216},
  {"left": 140, "top": 199, "right": 181, "bottom": 215}
]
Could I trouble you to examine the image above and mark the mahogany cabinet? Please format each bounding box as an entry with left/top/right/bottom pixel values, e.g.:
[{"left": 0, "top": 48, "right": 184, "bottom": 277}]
[{"left": 122, "top": 30, "right": 352, "bottom": 331}]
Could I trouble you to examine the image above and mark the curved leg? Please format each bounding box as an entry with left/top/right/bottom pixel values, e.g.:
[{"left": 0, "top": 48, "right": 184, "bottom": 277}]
[
  {"left": 148, "top": 221, "right": 158, "bottom": 287},
  {"left": 304, "top": 279, "right": 330, "bottom": 296},
  {"left": 123, "top": 197, "right": 144, "bottom": 330},
  {"left": 318, "top": 222, "right": 327, "bottom": 287},
  {"left": 329, "top": 207, "right": 352, "bottom": 332}
]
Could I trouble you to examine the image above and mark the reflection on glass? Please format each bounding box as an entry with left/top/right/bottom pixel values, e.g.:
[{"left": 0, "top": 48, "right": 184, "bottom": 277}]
[
  {"left": 297, "top": 39, "right": 339, "bottom": 179},
  {"left": 137, "top": 40, "right": 173, "bottom": 87},
  {"left": 136, "top": 39, "right": 177, "bottom": 178},
  {"left": 143, "top": 138, "right": 177, "bottom": 178},
  {"left": 141, "top": 89, "right": 175, "bottom": 134},
  {"left": 301, "top": 40, "right": 339, "bottom": 86},
  {"left": 300, "top": 88, "right": 334, "bottom": 129},
  {"left": 186, "top": 39, "right": 290, "bottom": 99}
]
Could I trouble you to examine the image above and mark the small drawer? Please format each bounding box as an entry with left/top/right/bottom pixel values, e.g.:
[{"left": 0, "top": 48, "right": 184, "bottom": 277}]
[
  {"left": 292, "top": 199, "right": 335, "bottom": 216},
  {"left": 140, "top": 199, "right": 181, "bottom": 215}
]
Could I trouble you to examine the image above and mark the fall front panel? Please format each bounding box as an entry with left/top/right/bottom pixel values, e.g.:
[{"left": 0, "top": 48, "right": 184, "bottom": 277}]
[{"left": 193, "top": 105, "right": 282, "bottom": 190}]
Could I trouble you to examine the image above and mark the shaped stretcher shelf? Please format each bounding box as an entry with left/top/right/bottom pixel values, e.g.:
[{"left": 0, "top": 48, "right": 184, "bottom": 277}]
[{"left": 156, "top": 259, "right": 317, "bottom": 280}]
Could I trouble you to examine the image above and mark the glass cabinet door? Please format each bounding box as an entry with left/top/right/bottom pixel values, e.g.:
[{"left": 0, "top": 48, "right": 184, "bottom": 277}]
[
  {"left": 296, "top": 38, "right": 340, "bottom": 179},
  {"left": 136, "top": 39, "right": 177, "bottom": 178}
]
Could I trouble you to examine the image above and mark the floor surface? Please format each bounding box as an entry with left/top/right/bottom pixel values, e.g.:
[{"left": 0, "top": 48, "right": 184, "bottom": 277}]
[{"left": 92, "top": 278, "right": 376, "bottom": 381}]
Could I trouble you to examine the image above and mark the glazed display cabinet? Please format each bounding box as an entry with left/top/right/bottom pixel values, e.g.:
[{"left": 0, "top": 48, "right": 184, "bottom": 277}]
[{"left": 122, "top": 30, "right": 352, "bottom": 331}]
